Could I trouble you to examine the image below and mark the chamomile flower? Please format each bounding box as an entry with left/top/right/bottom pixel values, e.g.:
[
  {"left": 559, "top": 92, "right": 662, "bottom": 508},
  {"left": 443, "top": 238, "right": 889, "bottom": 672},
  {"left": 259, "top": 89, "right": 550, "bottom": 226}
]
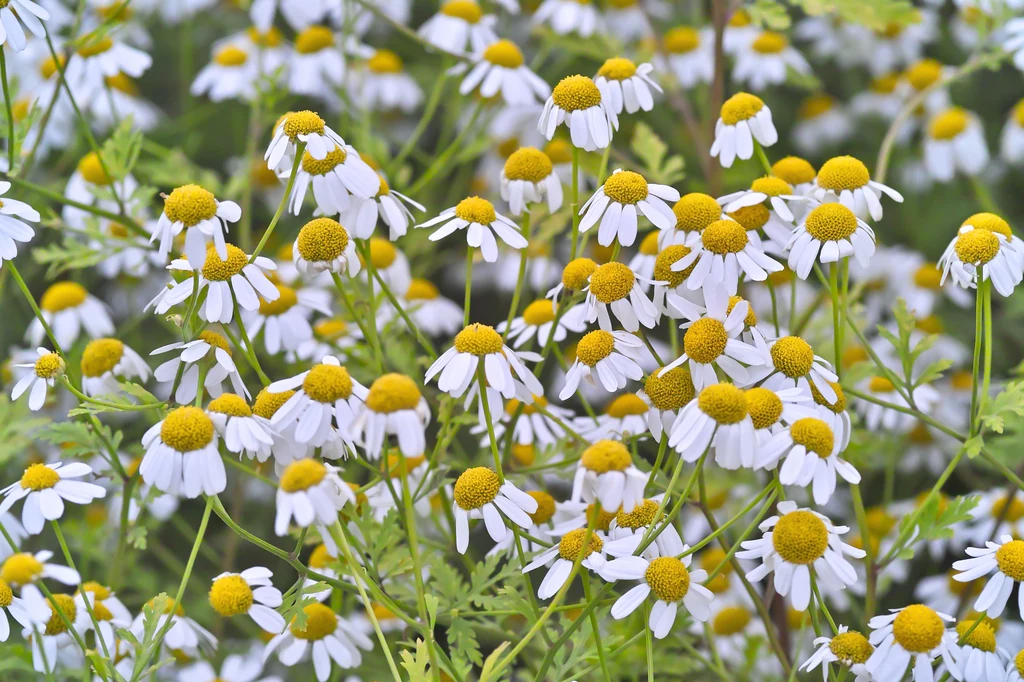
[
  {"left": 342, "top": 175, "right": 424, "bottom": 241},
  {"left": 710, "top": 92, "right": 778, "bottom": 168},
  {"left": 853, "top": 376, "right": 939, "bottom": 432},
  {"left": 11, "top": 350, "right": 65, "bottom": 411},
  {"left": 577, "top": 393, "right": 650, "bottom": 442},
  {"left": 0, "top": 0, "right": 50, "bottom": 52},
  {"left": 668, "top": 383, "right": 758, "bottom": 469},
  {"left": 28, "top": 282, "right": 114, "bottom": 349},
  {"left": 130, "top": 596, "right": 216, "bottom": 657},
  {"left": 718, "top": 176, "right": 808, "bottom": 250},
  {"left": 499, "top": 299, "right": 587, "bottom": 349},
  {"left": 501, "top": 147, "right": 563, "bottom": 216},
  {"left": 658, "top": 26, "right": 714, "bottom": 89},
  {"left": 265, "top": 110, "right": 348, "bottom": 174},
  {"left": 571, "top": 439, "right": 648, "bottom": 513},
  {"left": 949, "top": 618, "right": 1006, "bottom": 682},
  {"left": 865, "top": 604, "right": 959, "bottom": 682},
  {"left": 426, "top": 323, "right": 543, "bottom": 399},
  {"left": 402, "top": 279, "right": 464, "bottom": 336},
  {"left": 176, "top": 653, "right": 279, "bottom": 682},
  {"left": 733, "top": 31, "right": 811, "bottom": 91},
  {"left": 673, "top": 218, "right": 783, "bottom": 294},
  {"left": 801, "top": 626, "right": 875, "bottom": 682},
  {"left": 160, "top": 245, "right": 279, "bottom": 325},
  {"left": 78, "top": 338, "right": 150, "bottom": 397},
  {"left": 480, "top": 394, "right": 574, "bottom": 448},
  {"left": 350, "top": 49, "right": 423, "bottom": 113},
  {"left": 350, "top": 374, "right": 430, "bottom": 460},
  {"left": 152, "top": 184, "right": 241, "bottom": 268},
  {"left": 266, "top": 356, "right": 367, "bottom": 458},
  {"left": 762, "top": 416, "right": 860, "bottom": 505},
  {"left": 746, "top": 335, "right": 840, "bottom": 404},
  {"left": 264, "top": 603, "right": 373, "bottom": 681},
  {"left": 532, "top": 0, "right": 602, "bottom": 37},
  {"left": 141, "top": 406, "right": 225, "bottom": 498},
  {"left": 417, "top": 196, "right": 527, "bottom": 263},
  {"left": 594, "top": 58, "right": 661, "bottom": 116},
  {"left": 583, "top": 261, "right": 660, "bottom": 331},
  {"left": 451, "top": 467, "right": 537, "bottom": 554},
  {"left": 191, "top": 45, "right": 256, "bottom": 102},
  {"left": 894, "top": 252, "right": 973, "bottom": 315},
  {"left": 27, "top": 593, "right": 78, "bottom": 674},
  {"left": 1003, "top": 100, "right": 1024, "bottom": 165},
  {"left": 245, "top": 283, "right": 332, "bottom": 356},
  {"left": 360, "top": 238, "right": 411, "bottom": 296},
  {"left": 274, "top": 459, "right": 355, "bottom": 535},
  {"left": 638, "top": 365, "right": 695, "bottom": 442},
  {"left": 62, "top": 152, "right": 139, "bottom": 231},
  {"left": 523, "top": 527, "right": 607, "bottom": 599},
  {"left": 65, "top": 35, "right": 152, "bottom": 93},
  {"left": 547, "top": 256, "right": 597, "bottom": 302},
  {"left": 455, "top": 40, "right": 550, "bottom": 107},
  {"left": 809, "top": 156, "right": 903, "bottom": 222},
  {"left": 579, "top": 170, "right": 679, "bottom": 247},
  {"left": 560, "top": 329, "right": 645, "bottom": 399},
  {"left": 287, "top": 144, "right": 380, "bottom": 217},
  {"left": 420, "top": 1, "right": 498, "bottom": 52},
  {"left": 952, "top": 536, "right": 1024, "bottom": 621},
  {"left": 772, "top": 156, "right": 818, "bottom": 198},
  {"left": 924, "top": 107, "right": 989, "bottom": 182},
  {"left": 151, "top": 330, "right": 247, "bottom": 403},
  {"left": 787, "top": 203, "right": 876, "bottom": 279},
  {"left": 292, "top": 218, "right": 361, "bottom": 278},
  {"left": 75, "top": 586, "right": 133, "bottom": 657},
  {"left": 287, "top": 26, "right": 348, "bottom": 98},
  {"left": 208, "top": 567, "right": 285, "bottom": 634},
  {"left": 737, "top": 501, "right": 863, "bottom": 610},
  {"left": 0, "top": 574, "right": 48, "bottom": 642},
  {"left": 538, "top": 75, "right": 617, "bottom": 151},
  {"left": 604, "top": 496, "right": 685, "bottom": 560},
  {"left": 0, "top": 462, "right": 105, "bottom": 535},
  {"left": 940, "top": 222, "right": 1024, "bottom": 297},
  {"left": 207, "top": 393, "right": 273, "bottom": 461},
  {"left": 1, "top": 551, "right": 79, "bottom": 593},
  {"left": 0, "top": 182, "right": 37, "bottom": 263},
  {"left": 792, "top": 95, "right": 853, "bottom": 154},
  {"left": 851, "top": 73, "right": 905, "bottom": 122},
  {"left": 603, "top": 553, "right": 714, "bottom": 637},
  {"left": 252, "top": 388, "right": 312, "bottom": 467}
]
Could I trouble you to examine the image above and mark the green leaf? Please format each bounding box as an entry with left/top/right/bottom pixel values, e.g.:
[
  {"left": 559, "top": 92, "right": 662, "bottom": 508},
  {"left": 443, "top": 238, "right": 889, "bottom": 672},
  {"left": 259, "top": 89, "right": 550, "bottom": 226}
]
[
  {"left": 479, "top": 641, "right": 510, "bottom": 682},
  {"left": 630, "top": 122, "right": 685, "bottom": 186},
  {"left": 788, "top": 0, "right": 919, "bottom": 31},
  {"left": 748, "top": 0, "right": 792, "bottom": 29},
  {"left": 399, "top": 639, "right": 433, "bottom": 682},
  {"left": 980, "top": 380, "right": 1024, "bottom": 435},
  {"left": 100, "top": 116, "right": 144, "bottom": 180},
  {"left": 447, "top": 616, "right": 483, "bottom": 667}
]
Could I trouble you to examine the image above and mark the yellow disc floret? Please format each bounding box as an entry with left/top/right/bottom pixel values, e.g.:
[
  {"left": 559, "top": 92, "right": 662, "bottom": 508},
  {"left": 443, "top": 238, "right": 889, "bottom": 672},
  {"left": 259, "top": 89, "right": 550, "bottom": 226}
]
[
  {"left": 829, "top": 630, "right": 874, "bottom": 664},
  {"left": 644, "top": 366, "right": 694, "bottom": 411},
  {"left": 290, "top": 603, "right": 338, "bottom": 640},
  {"left": 727, "top": 295, "right": 756, "bottom": 326},
  {"left": 521, "top": 300, "right": 556, "bottom": 326},
  {"left": 41, "top": 282, "right": 87, "bottom": 312},
  {"left": 963, "top": 212, "right": 1013, "bottom": 239},
  {"left": 365, "top": 373, "right": 421, "bottom": 413},
  {"left": 996, "top": 540, "right": 1024, "bottom": 582},
  {"left": 33, "top": 353, "right": 65, "bottom": 380},
  {"left": 581, "top": 439, "right": 631, "bottom": 473},
  {"left": 712, "top": 606, "right": 750, "bottom": 635},
  {"left": 654, "top": 245, "right": 695, "bottom": 286},
  {"left": 603, "top": 171, "right": 648, "bottom": 204},
  {"left": 701, "top": 219, "right": 748, "bottom": 254},
  {"left": 721, "top": 93, "right": 764, "bottom": 126},
  {"left": 77, "top": 152, "right": 112, "bottom": 185},
  {"left": 280, "top": 459, "right": 327, "bottom": 493},
  {"left": 728, "top": 204, "right": 770, "bottom": 232},
  {"left": 527, "top": 491, "right": 556, "bottom": 525},
  {"left": 294, "top": 25, "right": 333, "bottom": 54},
  {"left": 367, "top": 49, "right": 402, "bottom": 73},
  {"left": 588, "top": 262, "right": 636, "bottom": 303},
  {"left": 790, "top": 417, "right": 834, "bottom": 458},
  {"left": 164, "top": 185, "right": 218, "bottom": 227},
  {"left": 799, "top": 94, "right": 835, "bottom": 120},
  {"left": 664, "top": 27, "right": 700, "bottom": 54},
  {"left": 201, "top": 244, "right": 248, "bottom": 281},
  {"left": 253, "top": 389, "right": 293, "bottom": 419},
  {"left": 454, "top": 196, "right": 496, "bottom": 225},
  {"left": 673, "top": 193, "right": 721, "bottom": 234},
  {"left": 297, "top": 218, "right": 349, "bottom": 263},
  {"left": 683, "top": 317, "right": 728, "bottom": 364},
  {"left": 207, "top": 393, "right": 252, "bottom": 418},
  {"left": 955, "top": 229, "right": 1000, "bottom": 265},
  {"left": 772, "top": 157, "right": 816, "bottom": 186},
  {"left": 770, "top": 336, "right": 815, "bottom": 378},
  {"left": 751, "top": 176, "right": 793, "bottom": 197},
  {"left": 440, "top": 0, "right": 483, "bottom": 22},
  {"left": 1, "top": 553, "right": 42, "bottom": 587},
  {"left": 645, "top": 556, "right": 690, "bottom": 602},
  {"left": 161, "top": 407, "right": 215, "bottom": 452},
  {"left": 576, "top": 330, "right": 615, "bottom": 366},
  {"left": 302, "top": 363, "right": 353, "bottom": 403},
  {"left": 816, "top": 156, "right": 870, "bottom": 192},
  {"left": 20, "top": 464, "right": 59, "bottom": 491},
  {"left": 209, "top": 575, "right": 254, "bottom": 617},
  {"left": 282, "top": 110, "right": 326, "bottom": 138},
  {"left": 453, "top": 323, "right": 503, "bottom": 355},
  {"left": 213, "top": 46, "right": 248, "bottom": 67},
  {"left": 746, "top": 388, "right": 783, "bottom": 430},
  {"left": 597, "top": 57, "right": 637, "bottom": 81},
  {"left": 771, "top": 510, "right": 828, "bottom": 565},
  {"left": 81, "top": 339, "right": 124, "bottom": 378},
  {"left": 0, "top": 580, "right": 11, "bottom": 608},
  {"left": 929, "top": 108, "right": 970, "bottom": 141},
  {"left": 406, "top": 278, "right": 439, "bottom": 301},
  {"left": 562, "top": 257, "right": 598, "bottom": 291},
  {"left": 697, "top": 384, "right": 748, "bottom": 424},
  {"left": 301, "top": 147, "right": 346, "bottom": 176},
  {"left": 552, "top": 75, "right": 602, "bottom": 112},
  {"left": 868, "top": 376, "right": 895, "bottom": 393},
  {"left": 906, "top": 59, "right": 943, "bottom": 92},
  {"left": 616, "top": 499, "right": 658, "bottom": 530},
  {"left": 605, "top": 393, "right": 647, "bottom": 419},
  {"left": 956, "top": 619, "right": 996, "bottom": 653},
  {"left": 44, "top": 594, "right": 77, "bottom": 635},
  {"left": 483, "top": 39, "right": 524, "bottom": 68},
  {"left": 913, "top": 263, "right": 942, "bottom": 289},
  {"left": 751, "top": 31, "right": 788, "bottom": 54},
  {"left": 258, "top": 284, "right": 297, "bottom": 316},
  {"left": 558, "top": 528, "right": 604, "bottom": 561},
  {"left": 504, "top": 147, "right": 552, "bottom": 183},
  {"left": 453, "top": 467, "right": 501, "bottom": 510}
]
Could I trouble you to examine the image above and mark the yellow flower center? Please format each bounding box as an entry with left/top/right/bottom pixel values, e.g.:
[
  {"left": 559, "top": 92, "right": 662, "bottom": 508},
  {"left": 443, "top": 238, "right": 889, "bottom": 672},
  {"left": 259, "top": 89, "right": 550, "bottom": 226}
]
[
  {"left": 41, "top": 282, "right": 87, "bottom": 312},
  {"left": 697, "top": 383, "right": 748, "bottom": 424},
  {"left": 729, "top": 8, "right": 751, "bottom": 26},
  {"left": 81, "top": 338, "right": 124, "bottom": 378},
  {"left": 511, "top": 443, "right": 535, "bottom": 465},
  {"left": 588, "top": 262, "right": 636, "bottom": 303},
  {"left": 282, "top": 110, "right": 326, "bottom": 139},
  {"left": 963, "top": 212, "right": 1013, "bottom": 239},
  {"left": 772, "top": 156, "right": 816, "bottom": 186},
  {"left": 772, "top": 510, "right": 828, "bottom": 565},
  {"left": 406, "top": 278, "right": 440, "bottom": 300},
  {"left": 1016, "top": 648, "right": 1024, "bottom": 677},
  {"left": 829, "top": 631, "right": 873, "bottom": 664},
  {"left": 201, "top": 244, "right": 248, "bottom": 281},
  {"left": 616, "top": 499, "right": 659, "bottom": 530},
  {"left": 581, "top": 439, "right": 631, "bottom": 473},
  {"left": 544, "top": 138, "right": 572, "bottom": 164},
  {"left": 552, "top": 75, "right": 602, "bottom": 112},
  {"left": 701, "top": 220, "right": 748, "bottom": 254},
  {"left": 247, "top": 25, "right": 283, "bottom": 48},
  {"left": 653, "top": 245, "right": 695, "bottom": 287},
  {"left": 504, "top": 147, "right": 553, "bottom": 183},
  {"left": 913, "top": 263, "right": 942, "bottom": 289},
  {"left": 527, "top": 491, "right": 556, "bottom": 524},
  {"left": 294, "top": 26, "right": 333, "bottom": 54},
  {"left": 603, "top": 171, "right": 648, "bottom": 204},
  {"left": 161, "top": 407, "right": 215, "bottom": 452},
  {"left": 213, "top": 46, "right": 248, "bottom": 67},
  {"left": 483, "top": 40, "right": 524, "bottom": 68},
  {"left": 751, "top": 176, "right": 793, "bottom": 197},
  {"left": 385, "top": 452, "right": 426, "bottom": 478},
  {"left": 296, "top": 217, "right": 349, "bottom": 264},
  {"left": 199, "top": 330, "right": 232, "bottom": 354},
  {"left": 308, "top": 544, "right": 333, "bottom": 569},
  {"left": 33, "top": 353, "right": 65, "bottom": 379},
  {"left": 728, "top": 296, "right": 757, "bottom": 327},
  {"left": 868, "top": 376, "right": 895, "bottom": 393},
  {"left": 453, "top": 467, "right": 501, "bottom": 510},
  {"left": 1014, "top": 100, "right": 1024, "bottom": 129},
  {"left": 712, "top": 606, "right": 751, "bottom": 635},
  {"left": 258, "top": 284, "right": 298, "bottom": 316},
  {"left": 440, "top": 0, "right": 483, "bottom": 22},
  {"left": 301, "top": 363, "right": 353, "bottom": 403},
  {"left": 728, "top": 204, "right": 770, "bottom": 232},
  {"left": 77, "top": 151, "right": 112, "bottom": 185},
  {"left": 746, "top": 388, "right": 783, "bottom": 430},
  {"left": 956, "top": 619, "right": 996, "bottom": 653},
  {"left": 562, "top": 257, "right": 598, "bottom": 290},
  {"left": 1, "top": 554, "right": 42, "bottom": 587},
  {"left": 521, "top": 299, "right": 557, "bottom": 326},
  {"left": 44, "top": 594, "right": 77, "bottom": 635},
  {"left": 644, "top": 366, "right": 694, "bottom": 411},
  {"left": 208, "top": 393, "right": 252, "bottom": 418},
  {"left": 558, "top": 528, "right": 604, "bottom": 561},
  {"left": 770, "top": 336, "right": 815, "bottom": 378},
  {"left": 906, "top": 59, "right": 943, "bottom": 92},
  {"left": 751, "top": 31, "right": 788, "bottom": 54},
  {"left": 638, "top": 231, "right": 660, "bottom": 256},
  {"left": 576, "top": 330, "right": 615, "bottom": 366},
  {"left": 993, "top": 494, "right": 1024, "bottom": 522},
  {"left": 0, "top": 580, "right": 11, "bottom": 608},
  {"left": 20, "top": 464, "right": 59, "bottom": 491},
  {"left": 164, "top": 185, "right": 218, "bottom": 227},
  {"left": 664, "top": 26, "right": 700, "bottom": 54},
  {"left": 605, "top": 393, "right": 647, "bottom": 418},
  {"left": 799, "top": 94, "right": 835, "bottom": 120},
  {"left": 364, "top": 238, "right": 396, "bottom": 270},
  {"left": 301, "top": 147, "right": 347, "bottom": 176},
  {"left": 209, "top": 575, "right": 254, "bottom": 617},
  {"left": 454, "top": 196, "right": 497, "bottom": 224},
  {"left": 951, "top": 370, "right": 973, "bottom": 391},
  {"left": 597, "top": 57, "right": 637, "bottom": 81},
  {"left": 996, "top": 540, "right": 1024, "bottom": 582},
  {"left": 683, "top": 317, "right": 728, "bottom": 364},
  {"left": 40, "top": 55, "right": 65, "bottom": 81},
  {"left": 720, "top": 93, "right": 764, "bottom": 126},
  {"left": 365, "top": 373, "right": 421, "bottom": 413},
  {"left": 929, "top": 108, "right": 969, "bottom": 141},
  {"left": 290, "top": 603, "right": 338, "bottom": 640},
  {"left": 453, "top": 323, "right": 503, "bottom": 356},
  {"left": 789, "top": 417, "right": 834, "bottom": 458},
  {"left": 280, "top": 459, "right": 327, "bottom": 493},
  {"left": 812, "top": 381, "right": 846, "bottom": 412},
  {"left": 367, "top": 49, "right": 403, "bottom": 73},
  {"left": 908, "top": 421, "right": 933, "bottom": 444},
  {"left": 78, "top": 37, "right": 114, "bottom": 58},
  {"left": 645, "top": 556, "right": 690, "bottom": 602},
  {"left": 955, "top": 229, "right": 1000, "bottom": 265},
  {"left": 816, "top": 156, "right": 870, "bottom": 192},
  {"left": 866, "top": 506, "right": 896, "bottom": 537}
]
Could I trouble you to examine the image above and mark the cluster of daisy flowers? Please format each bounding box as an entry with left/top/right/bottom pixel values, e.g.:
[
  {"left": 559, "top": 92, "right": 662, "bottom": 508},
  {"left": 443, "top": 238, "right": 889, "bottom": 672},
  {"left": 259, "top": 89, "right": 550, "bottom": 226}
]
[{"left": 0, "top": 0, "right": 1022, "bottom": 680}]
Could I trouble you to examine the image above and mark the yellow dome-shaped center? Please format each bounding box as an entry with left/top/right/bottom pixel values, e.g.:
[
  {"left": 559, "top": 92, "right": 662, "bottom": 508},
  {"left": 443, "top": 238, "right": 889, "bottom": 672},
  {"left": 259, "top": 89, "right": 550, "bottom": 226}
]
[
  {"left": 697, "top": 383, "right": 748, "bottom": 424},
  {"left": 720, "top": 93, "right": 764, "bottom": 126},
  {"left": 81, "top": 338, "right": 124, "bottom": 378},
  {"left": 164, "top": 185, "right": 218, "bottom": 227},
  {"left": 453, "top": 467, "right": 500, "bottom": 510},
  {"left": 297, "top": 218, "right": 349, "bottom": 263},
  {"left": 552, "top": 75, "right": 602, "bottom": 112},
  {"left": 581, "top": 439, "right": 631, "bottom": 473},
  {"left": 771, "top": 510, "right": 828, "bottom": 565},
  {"left": 603, "top": 171, "right": 648, "bottom": 204}
]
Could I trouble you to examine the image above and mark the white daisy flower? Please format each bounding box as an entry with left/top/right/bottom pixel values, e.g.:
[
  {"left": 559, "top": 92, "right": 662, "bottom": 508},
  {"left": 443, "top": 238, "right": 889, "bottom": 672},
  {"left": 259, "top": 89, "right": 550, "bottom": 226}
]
[
  {"left": 274, "top": 459, "right": 355, "bottom": 535},
  {"left": 570, "top": 439, "right": 648, "bottom": 513},
  {"left": 287, "top": 143, "right": 380, "bottom": 217},
  {"left": 523, "top": 526, "right": 607, "bottom": 599},
  {"left": 579, "top": 169, "right": 679, "bottom": 248},
  {"left": 736, "top": 501, "right": 864, "bottom": 611},
  {"left": 151, "top": 331, "right": 248, "bottom": 404},
  {"left": 287, "top": 25, "right": 350, "bottom": 99},
  {"left": 73, "top": 582, "right": 131, "bottom": 655},
  {"left": 638, "top": 365, "right": 695, "bottom": 442},
  {"left": 710, "top": 92, "right": 778, "bottom": 168},
  {"left": 359, "top": 238, "right": 411, "bottom": 297},
  {"left": 191, "top": 44, "right": 257, "bottom": 102},
  {"left": 291, "top": 217, "right": 361, "bottom": 278},
  {"left": 532, "top": 0, "right": 602, "bottom": 37},
  {"left": 952, "top": 535, "right": 1024, "bottom": 622},
  {"left": 576, "top": 392, "right": 650, "bottom": 442},
  {"left": 251, "top": 388, "right": 313, "bottom": 467},
  {"left": 809, "top": 155, "right": 903, "bottom": 222},
  {"left": 771, "top": 156, "right": 818, "bottom": 198},
  {"left": 732, "top": 31, "right": 812, "bottom": 91},
  {"left": 583, "top": 261, "right": 660, "bottom": 331},
  {"left": 718, "top": 176, "right": 809, "bottom": 251},
  {"left": 27, "top": 282, "right": 114, "bottom": 350},
  {"left": 560, "top": 329, "right": 645, "bottom": 400},
  {"left": 208, "top": 567, "right": 285, "bottom": 634},
  {"left": 151, "top": 184, "right": 241, "bottom": 269},
  {"left": 0, "top": 0, "right": 49, "bottom": 52},
  {"left": 264, "top": 603, "right": 372, "bottom": 681},
  {"left": 400, "top": 278, "right": 464, "bottom": 337},
  {"left": 349, "top": 373, "right": 430, "bottom": 460},
  {"left": 657, "top": 26, "right": 714, "bottom": 89},
  {"left": 350, "top": 49, "right": 423, "bottom": 113},
  {"left": 759, "top": 415, "right": 860, "bottom": 505},
  {"left": 417, "top": 196, "right": 527, "bottom": 263},
  {"left": 176, "top": 652, "right": 278, "bottom": 682},
  {"left": 0, "top": 462, "right": 105, "bottom": 535},
  {"left": 11, "top": 349, "right": 65, "bottom": 412},
  {"left": 207, "top": 393, "right": 274, "bottom": 462},
  {"left": 672, "top": 218, "right": 783, "bottom": 294},
  {"left": 499, "top": 299, "right": 587, "bottom": 349},
  {"left": 538, "top": 74, "right": 617, "bottom": 151},
  {"left": 1002, "top": 98, "right": 1024, "bottom": 165},
  {"left": 264, "top": 110, "right": 348, "bottom": 174},
  {"left": 602, "top": 551, "right": 714, "bottom": 638},
  {"left": 454, "top": 39, "right": 550, "bottom": 107},
  {"left": 0, "top": 574, "right": 47, "bottom": 643},
  {"left": 61, "top": 152, "right": 139, "bottom": 231},
  {"left": 79, "top": 338, "right": 150, "bottom": 397},
  {"left": 130, "top": 595, "right": 216, "bottom": 657},
  {"left": 342, "top": 174, "right": 424, "bottom": 240},
  {"left": 850, "top": 13, "right": 937, "bottom": 76},
  {"left": 850, "top": 73, "right": 905, "bottom": 122},
  {"left": 801, "top": 626, "right": 876, "bottom": 682},
  {"left": 0, "top": 551, "right": 79, "bottom": 591},
  {"left": 947, "top": 618, "right": 1006, "bottom": 682},
  {"left": 500, "top": 147, "right": 564, "bottom": 216},
  {"left": 65, "top": 35, "right": 152, "bottom": 93},
  {"left": 594, "top": 58, "right": 661, "bottom": 116},
  {"left": 476, "top": 393, "right": 574, "bottom": 448},
  {"left": 723, "top": 8, "right": 758, "bottom": 53},
  {"left": 746, "top": 385, "right": 818, "bottom": 441},
  {"left": 244, "top": 282, "right": 333, "bottom": 356},
  {"left": 668, "top": 383, "right": 758, "bottom": 469},
  {"left": 923, "top": 107, "right": 989, "bottom": 183},
  {"left": 604, "top": 495, "right": 686, "bottom": 561},
  {"left": 250, "top": 0, "right": 325, "bottom": 31},
  {"left": 0, "top": 181, "right": 37, "bottom": 264},
  {"left": 649, "top": 243, "right": 705, "bottom": 319},
  {"left": 786, "top": 203, "right": 876, "bottom": 279},
  {"left": 940, "top": 222, "right": 1024, "bottom": 298},
  {"left": 266, "top": 356, "right": 366, "bottom": 459},
  {"left": 547, "top": 256, "right": 598, "bottom": 303},
  {"left": 892, "top": 251, "right": 973, "bottom": 316},
  {"left": 426, "top": 323, "right": 543, "bottom": 399},
  {"left": 865, "top": 604, "right": 959, "bottom": 682},
  {"left": 853, "top": 375, "right": 939, "bottom": 432},
  {"left": 141, "top": 406, "right": 225, "bottom": 498},
  {"left": 451, "top": 467, "right": 537, "bottom": 554},
  {"left": 487, "top": 489, "right": 563, "bottom": 558},
  {"left": 26, "top": 593, "right": 79, "bottom": 674},
  {"left": 418, "top": 0, "right": 496, "bottom": 53},
  {"left": 745, "top": 335, "right": 840, "bottom": 404}
]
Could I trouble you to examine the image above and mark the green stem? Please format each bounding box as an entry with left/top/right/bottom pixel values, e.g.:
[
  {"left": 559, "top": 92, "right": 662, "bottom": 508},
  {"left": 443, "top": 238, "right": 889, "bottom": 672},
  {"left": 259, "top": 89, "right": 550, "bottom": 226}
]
[
  {"left": 1, "top": 174, "right": 145, "bottom": 235},
  {"left": 569, "top": 145, "right": 581, "bottom": 261},
  {"left": 250, "top": 142, "right": 304, "bottom": 262},
  {"left": 231, "top": 292, "right": 269, "bottom": 385},
  {"left": 849, "top": 484, "right": 873, "bottom": 628},
  {"left": 503, "top": 210, "right": 531, "bottom": 338},
  {"left": 7, "top": 260, "right": 64, "bottom": 355},
  {"left": 0, "top": 49, "right": 15, "bottom": 171},
  {"left": 463, "top": 247, "right": 473, "bottom": 327},
  {"left": 477, "top": 366, "right": 504, "bottom": 480},
  {"left": 753, "top": 140, "right": 772, "bottom": 175},
  {"left": 581, "top": 572, "right": 612, "bottom": 682},
  {"left": 51, "top": 521, "right": 113, "bottom": 662}
]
